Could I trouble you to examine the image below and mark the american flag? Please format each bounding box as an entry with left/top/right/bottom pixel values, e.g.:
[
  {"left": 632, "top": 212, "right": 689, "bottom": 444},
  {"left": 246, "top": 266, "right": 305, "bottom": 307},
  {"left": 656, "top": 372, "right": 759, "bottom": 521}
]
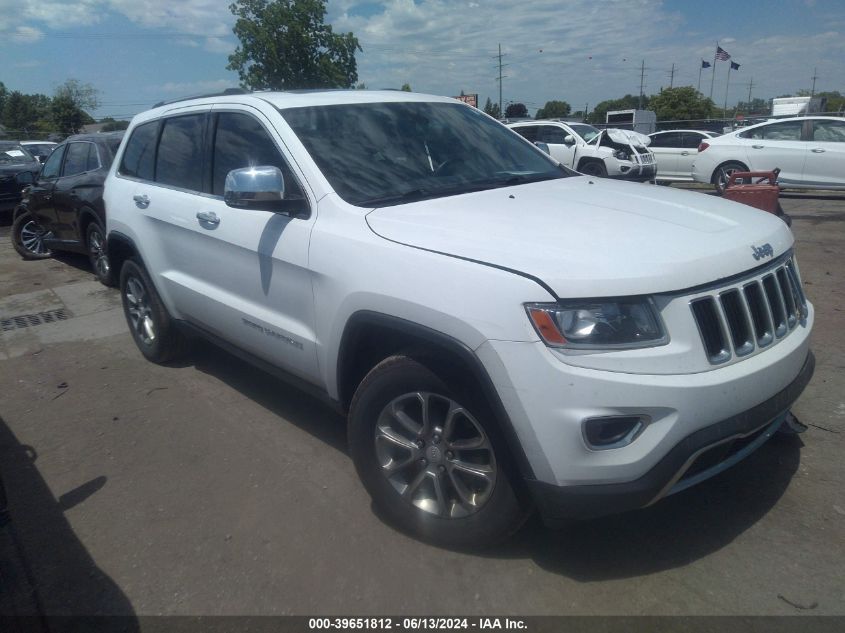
[{"left": 715, "top": 46, "right": 731, "bottom": 61}]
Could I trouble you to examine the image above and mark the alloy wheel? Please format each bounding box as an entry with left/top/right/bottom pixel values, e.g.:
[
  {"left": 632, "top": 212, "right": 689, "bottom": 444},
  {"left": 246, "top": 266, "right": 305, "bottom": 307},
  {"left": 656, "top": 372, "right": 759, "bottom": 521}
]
[
  {"left": 19, "top": 220, "right": 51, "bottom": 256},
  {"left": 88, "top": 227, "right": 110, "bottom": 278},
  {"left": 374, "top": 391, "right": 497, "bottom": 518},
  {"left": 124, "top": 276, "right": 156, "bottom": 345}
]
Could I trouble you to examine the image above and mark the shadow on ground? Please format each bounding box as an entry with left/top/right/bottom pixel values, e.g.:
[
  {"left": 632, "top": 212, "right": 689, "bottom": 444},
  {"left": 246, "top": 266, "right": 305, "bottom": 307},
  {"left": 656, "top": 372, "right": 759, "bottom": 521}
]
[
  {"left": 0, "top": 416, "right": 138, "bottom": 629},
  {"left": 183, "top": 338, "right": 803, "bottom": 582}
]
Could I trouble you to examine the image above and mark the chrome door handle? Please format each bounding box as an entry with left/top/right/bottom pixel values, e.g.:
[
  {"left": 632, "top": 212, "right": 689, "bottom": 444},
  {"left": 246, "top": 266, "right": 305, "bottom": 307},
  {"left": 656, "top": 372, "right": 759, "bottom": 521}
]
[
  {"left": 196, "top": 211, "right": 220, "bottom": 225},
  {"left": 811, "top": 148, "right": 825, "bottom": 153},
  {"left": 752, "top": 145, "right": 764, "bottom": 149},
  {"left": 133, "top": 194, "right": 149, "bottom": 208}
]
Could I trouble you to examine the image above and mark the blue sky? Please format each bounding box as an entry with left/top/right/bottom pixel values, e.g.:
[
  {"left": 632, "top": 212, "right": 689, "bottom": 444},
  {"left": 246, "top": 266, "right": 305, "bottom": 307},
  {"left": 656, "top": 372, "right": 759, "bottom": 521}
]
[{"left": 1, "top": 0, "right": 842, "bottom": 121}]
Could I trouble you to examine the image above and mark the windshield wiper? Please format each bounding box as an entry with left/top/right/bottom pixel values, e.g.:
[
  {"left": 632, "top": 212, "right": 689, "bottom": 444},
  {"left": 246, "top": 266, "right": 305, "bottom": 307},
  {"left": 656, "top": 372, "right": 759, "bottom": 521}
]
[{"left": 360, "top": 188, "right": 435, "bottom": 207}]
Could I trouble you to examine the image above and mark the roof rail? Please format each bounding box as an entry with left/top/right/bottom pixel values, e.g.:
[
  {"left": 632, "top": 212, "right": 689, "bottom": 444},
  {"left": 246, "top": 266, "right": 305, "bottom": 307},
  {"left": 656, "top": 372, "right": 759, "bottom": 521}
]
[{"left": 153, "top": 87, "right": 249, "bottom": 109}]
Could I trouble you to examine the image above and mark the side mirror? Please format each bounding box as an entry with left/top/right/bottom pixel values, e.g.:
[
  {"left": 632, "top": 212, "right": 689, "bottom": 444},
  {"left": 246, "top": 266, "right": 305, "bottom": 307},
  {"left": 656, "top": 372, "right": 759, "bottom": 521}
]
[
  {"left": 224, "top": 166, "right": 285, "bottom": 209},
  {"left": 15, "top": 171, "right": 35, "bottom": 185},
  {"left": 563, "top": 135, "right": 575, "bottom": 146},
  {"left": 533, "top": 142, "right": 551, "bottom": 155}
]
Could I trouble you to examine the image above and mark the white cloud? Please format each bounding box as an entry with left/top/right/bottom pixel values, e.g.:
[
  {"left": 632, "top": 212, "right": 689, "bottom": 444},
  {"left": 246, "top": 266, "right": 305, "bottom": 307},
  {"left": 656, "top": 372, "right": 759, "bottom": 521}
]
[{"left": 10, "top": 25, "right": 44, "bottom": 42}]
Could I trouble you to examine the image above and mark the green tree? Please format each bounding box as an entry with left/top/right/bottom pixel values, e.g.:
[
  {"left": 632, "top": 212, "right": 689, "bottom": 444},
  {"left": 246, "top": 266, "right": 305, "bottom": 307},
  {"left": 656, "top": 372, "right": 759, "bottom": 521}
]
[
  {"left": 228, "top": 0, "right": 361, "bottom": 90},
  {"left": 504, "top": 102, "right": 528, "bottom": 118},
  {"left": 483, "top": 97, "right": 501, "bottom": 119},
  {"left": 648, "top": 86, "right": 714, "bottom": 122},
  {"left": 400, "top": 82, "right": 411, "bottom": 92},
  {"left": 51, "top": 79, "right": 99, "bottom": 135},
  {"left": 3, "top": 91, "right": 38, "bottom": 134},
  {"left": 99, "top": 117, "right": 130, "bottom": 132},
  {"left": 735, "top": 97, "right": 770, "bottom": 115},
  {"left": 535, "top": 100, "right": 571, "bottom": 119}
]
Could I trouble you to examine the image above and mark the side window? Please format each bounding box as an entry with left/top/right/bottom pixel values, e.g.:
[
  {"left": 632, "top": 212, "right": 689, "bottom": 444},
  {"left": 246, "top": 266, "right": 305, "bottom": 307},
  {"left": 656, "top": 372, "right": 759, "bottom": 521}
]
[
  {"left": 539, "top": 126, "right": 569, "bottom": 144},
  {"left": 746, "top": 121, "right": 803, "bottom": 141},
  {"left": 120, "top": 121, "right": 159, "bottom": 181},
  {"left": 657, "top": 132, "right": 682, "bottom": 148},
  {"left": 812, "top": 120, "right": 845, "bottom": 142},
  {"left": 62, "top": 143, "right": 89, "bottom": 177},
  {"left": 86, "top": 144, "right": 101, "bottom": 171},
  {"left": 681, "top": 132, "right": 705, "bottom": 149},
  {"left": 155, "top": 114, "right": 205, "bottom": 192},
  {"left": 511, "top": 126, "right": 539, "bottom": 142},
  {"left": 41, "top": 144, "right": 66, "bottom": 179},
  {"left": 647, "top": 134, "right": 667, "bottom": 148},
  {"left": 211, "top": 112, "right": 303, "bottom": 197}
]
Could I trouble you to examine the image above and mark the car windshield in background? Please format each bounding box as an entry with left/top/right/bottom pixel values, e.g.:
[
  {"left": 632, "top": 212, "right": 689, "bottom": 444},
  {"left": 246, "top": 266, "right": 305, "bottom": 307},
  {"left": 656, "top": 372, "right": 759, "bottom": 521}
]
[
  {"left": 280, "top": 101, "right": 568, "bottom": 207},
  {"left": 569, "top": 124, "right": 600, "bottom": 142},
  {"left": 0, "top": 145, "right": 35, "bottom": 165},
  {"left": 23, "top": 143, "right": 55, "bottom": 157}
]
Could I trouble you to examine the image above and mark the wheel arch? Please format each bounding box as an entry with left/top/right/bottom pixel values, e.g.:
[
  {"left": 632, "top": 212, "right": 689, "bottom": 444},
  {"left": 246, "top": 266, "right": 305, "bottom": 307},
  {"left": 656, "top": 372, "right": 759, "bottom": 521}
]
[
  {"left": 336, "top": 310, "right": 536, "bottom": 480},
  {"left": 576, "top": 156, "right": 605, "bottom": 171},
  {"left": 710, "top": 159, "right": 749, "bottom": 184},
  {"left": 78, "top": 207, "right": 102, "bottom": 242},
  {"left": 106, "top": 230, "right": 141, "bottom": 278}
]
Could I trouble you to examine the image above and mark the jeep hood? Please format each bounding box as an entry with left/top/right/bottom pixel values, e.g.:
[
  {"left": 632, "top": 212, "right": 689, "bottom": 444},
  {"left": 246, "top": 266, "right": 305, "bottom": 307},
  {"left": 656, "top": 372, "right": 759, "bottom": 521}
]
[{"left": 365, "top": 177, "right": 793, "bottom": 298}]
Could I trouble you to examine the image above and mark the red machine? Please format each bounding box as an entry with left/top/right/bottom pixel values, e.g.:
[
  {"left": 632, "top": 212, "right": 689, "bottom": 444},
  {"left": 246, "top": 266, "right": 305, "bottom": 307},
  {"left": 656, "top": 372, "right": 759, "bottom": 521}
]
[{"left": 723, "top": 169, "right": 781, "bottom": 214}]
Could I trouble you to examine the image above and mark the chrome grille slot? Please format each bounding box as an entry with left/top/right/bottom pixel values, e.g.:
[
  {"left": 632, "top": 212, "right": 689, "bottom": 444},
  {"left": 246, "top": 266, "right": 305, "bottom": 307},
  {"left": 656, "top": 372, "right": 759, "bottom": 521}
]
[
  {"left": 743, "top": 282, "right": 774, "bottom": 347},
  {"left": 776, "top": 268, "right": 798, "bottom": 329},
  {"left": 762, "top": 274, "right": 788, "bottom": 338},
  {"left": 691, "top": 298, "right": 730, "bottom": 364},
  {"left": 719, "top": 290, "right": 754, "bottom": 356},
  {"left": 689, "top": 256, "right": 808, "bottom": 365}
]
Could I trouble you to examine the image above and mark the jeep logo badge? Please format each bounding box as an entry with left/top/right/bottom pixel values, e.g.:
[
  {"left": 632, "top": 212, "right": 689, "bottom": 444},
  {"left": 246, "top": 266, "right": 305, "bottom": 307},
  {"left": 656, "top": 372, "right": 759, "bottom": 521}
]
[{"left": 751, "top": 243, "right": 774, "bottom": 261}]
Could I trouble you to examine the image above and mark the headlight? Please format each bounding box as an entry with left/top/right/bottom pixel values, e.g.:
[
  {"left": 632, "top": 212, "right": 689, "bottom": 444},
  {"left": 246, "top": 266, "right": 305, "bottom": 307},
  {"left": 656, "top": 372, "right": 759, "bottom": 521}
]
[
  {"left": 613, "top": 150, "right": 630, "bottom": 160},
  {"left": 526, "top": 298, "right": 667, "bottom": 349}
]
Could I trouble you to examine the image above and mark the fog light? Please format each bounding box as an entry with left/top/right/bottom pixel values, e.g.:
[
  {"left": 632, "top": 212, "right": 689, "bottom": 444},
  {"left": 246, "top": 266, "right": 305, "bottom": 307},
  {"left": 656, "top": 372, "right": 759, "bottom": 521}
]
[
  {"left": 583, "top": 415, "right": 647, "bottom": 450},
  {"left": 620, "top": 165, "right": 631, "bottom": 172}
]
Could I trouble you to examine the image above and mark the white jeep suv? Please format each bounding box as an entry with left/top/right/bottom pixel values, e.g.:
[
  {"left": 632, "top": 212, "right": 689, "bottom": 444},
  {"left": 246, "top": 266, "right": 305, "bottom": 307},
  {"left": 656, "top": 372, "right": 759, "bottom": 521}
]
[{"left": 105, "top": 90, "right": 814, "bottom": 546}]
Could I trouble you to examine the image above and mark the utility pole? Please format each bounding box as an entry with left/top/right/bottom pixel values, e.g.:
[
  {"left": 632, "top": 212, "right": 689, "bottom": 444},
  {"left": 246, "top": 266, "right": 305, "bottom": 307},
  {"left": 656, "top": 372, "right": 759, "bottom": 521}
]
[
  {"left": 669, "top": 63, "right": 676, "bottom": 89},
  {"left": 747, "top": 77, "right": 754, "bottom": 107},
  {"left": 638, "top": 60, "right": 646, "bottom": 109},
  {"left": 810, "top": 67, "right": 818, "bottom": 97},
  {"left": 494, "top": 44, "right": 508, "bottom": 117}
]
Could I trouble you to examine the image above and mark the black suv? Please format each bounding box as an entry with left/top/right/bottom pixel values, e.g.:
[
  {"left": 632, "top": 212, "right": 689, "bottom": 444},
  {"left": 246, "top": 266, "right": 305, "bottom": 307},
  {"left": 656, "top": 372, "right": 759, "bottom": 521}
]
[
  {"left": 11, "top": 132, "right": 124, "bottom": 285},
  {"left": 0, "top": 142, "right": 40, "bottom": 214}
]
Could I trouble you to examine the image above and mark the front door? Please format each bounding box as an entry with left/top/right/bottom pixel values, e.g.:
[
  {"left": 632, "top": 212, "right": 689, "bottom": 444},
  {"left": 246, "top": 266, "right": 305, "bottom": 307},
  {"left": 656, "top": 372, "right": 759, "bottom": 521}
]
[
  {"left": 802, "top": 119, "right": 845, "bottom": 189},
  {"left": 538, "top": 125, "right": 578, "bottom": 168},
  {"left": 27, "top": 143, "right": 64, "bottom": 227},
  {"left": 132, "top": 106, "right": 320, "bottom": 384}
]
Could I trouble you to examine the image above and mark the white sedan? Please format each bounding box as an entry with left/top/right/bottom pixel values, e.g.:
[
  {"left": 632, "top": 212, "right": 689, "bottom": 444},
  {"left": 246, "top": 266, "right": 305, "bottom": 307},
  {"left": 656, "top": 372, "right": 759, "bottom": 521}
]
[
  {"left": 692, "top": 116, "right": 845, "bottom": 192},
  {"left": 648, "top": 130, "right": 717, "bottom": 184}
]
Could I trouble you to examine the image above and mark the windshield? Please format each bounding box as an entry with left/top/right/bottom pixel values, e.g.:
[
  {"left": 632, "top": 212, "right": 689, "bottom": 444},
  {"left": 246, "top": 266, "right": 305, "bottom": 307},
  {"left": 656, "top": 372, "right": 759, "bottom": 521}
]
[
  {"left": 280, "top": 101, "right": 568, "bottom": 207},
  {"left": 22, "top": 143, "right": 55, "bottom": 157},
  {"left": 568, "top": 124, "right": 600, "bottom": 143},
  {"left": 0, "top": 144, "right": 36, "bottom": 165}
]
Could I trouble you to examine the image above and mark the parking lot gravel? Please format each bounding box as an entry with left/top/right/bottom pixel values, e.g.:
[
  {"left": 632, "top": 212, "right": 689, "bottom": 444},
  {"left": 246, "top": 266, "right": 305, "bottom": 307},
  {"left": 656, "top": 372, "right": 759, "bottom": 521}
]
[{"left": 0, "top": 189, "right": 843, "bottom": 618}]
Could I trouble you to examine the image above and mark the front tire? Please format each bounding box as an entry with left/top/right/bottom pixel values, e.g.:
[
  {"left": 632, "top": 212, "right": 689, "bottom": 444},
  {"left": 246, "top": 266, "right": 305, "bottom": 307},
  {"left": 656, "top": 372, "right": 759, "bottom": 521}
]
[
  {"left": 86, "top": 222, "right": 115, "bottom": 286},
  {"left": 119, "top": 258, "right": 188, "bottom": 364},
  {"left": 348, "top": 355, "right": 528, "bottom": 548},
  {"left": 11, "top": 211, "right": 52, "bottom": 260},
  {"left": 713, "top": 161, "right": 748, "bottom": 195},
  {"left": 579, "top": 161, "right": 607, "bottom": 177}
]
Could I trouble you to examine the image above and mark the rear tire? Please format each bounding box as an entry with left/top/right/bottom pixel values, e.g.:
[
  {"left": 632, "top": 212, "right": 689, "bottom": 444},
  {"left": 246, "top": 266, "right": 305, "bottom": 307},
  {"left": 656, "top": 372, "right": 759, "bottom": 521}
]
[
  {"left": 713, "top": 161, "right": 748, "bottom": 195},
  {"left": 348, "top": 355, "right": 528, "bottom": 548},
  {"left": 119, "top": 258, "right": 188, "bottom": 364},
  {"left": 86, "top": 222, "right": 115, "bottom": 287},
  {"left": 11, "top": 211, "right": 52, "bottom": 260}
]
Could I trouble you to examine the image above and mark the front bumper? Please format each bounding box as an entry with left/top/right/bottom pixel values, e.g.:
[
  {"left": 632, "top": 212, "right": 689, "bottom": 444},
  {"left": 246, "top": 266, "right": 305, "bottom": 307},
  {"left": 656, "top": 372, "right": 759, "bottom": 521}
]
[
  {"left": 526, "top": 350, "right": 814, "bottom": 523},
  {"left": 608, "top": 162, "right": 657, "bottom": 182}
]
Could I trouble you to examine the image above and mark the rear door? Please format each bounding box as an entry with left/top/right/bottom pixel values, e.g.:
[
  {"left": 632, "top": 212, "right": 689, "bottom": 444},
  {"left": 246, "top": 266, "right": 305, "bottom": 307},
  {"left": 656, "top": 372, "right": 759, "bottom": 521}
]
[
  {"left": 676, "top": 132, "right": 709, "bottom": 179},
  {"left": 648, "top": 132, "right": 681, "bottom": 178},
  {"left": 802, "top": 119, "right": 845, "bottom": 189}
]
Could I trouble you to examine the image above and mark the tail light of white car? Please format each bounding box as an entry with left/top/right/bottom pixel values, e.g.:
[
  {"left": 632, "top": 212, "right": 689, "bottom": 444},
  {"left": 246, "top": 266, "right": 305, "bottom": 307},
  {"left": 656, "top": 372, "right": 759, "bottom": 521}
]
[{"left": 698, "top": 141, "right": 710, "bottom": 152}]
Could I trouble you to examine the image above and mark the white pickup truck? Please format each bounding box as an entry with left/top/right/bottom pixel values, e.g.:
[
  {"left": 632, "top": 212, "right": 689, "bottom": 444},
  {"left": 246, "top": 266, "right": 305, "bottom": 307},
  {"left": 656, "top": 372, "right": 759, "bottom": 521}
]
[{"left": 508, "top": 120, "right": 656, "bottom": 181}]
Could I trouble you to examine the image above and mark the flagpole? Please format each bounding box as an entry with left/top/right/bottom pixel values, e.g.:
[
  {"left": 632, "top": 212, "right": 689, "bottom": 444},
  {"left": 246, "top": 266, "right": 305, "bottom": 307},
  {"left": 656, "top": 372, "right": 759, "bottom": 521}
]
[
  {"left": 724, "top": 62, "right": 732, "bottom": 117},
  {"left": 698, "top": 62, "right": 703, "bottom": 92},
  {"left": 709, "top": 42, "right": 718, "bottom": 99}
]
